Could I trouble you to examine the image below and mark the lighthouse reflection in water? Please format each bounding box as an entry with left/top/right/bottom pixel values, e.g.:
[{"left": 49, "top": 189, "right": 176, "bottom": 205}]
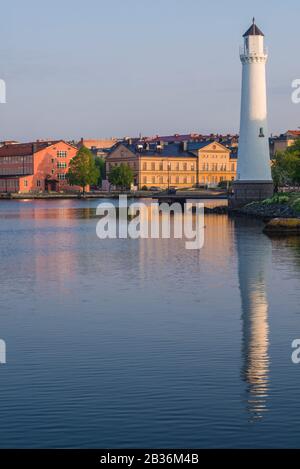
[{"left": 236, "top": 218, "right": 271, "bottom": 420}]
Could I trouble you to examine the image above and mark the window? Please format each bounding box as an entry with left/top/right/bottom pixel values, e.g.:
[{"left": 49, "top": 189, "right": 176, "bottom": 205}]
[
  {"left": 151, "top": 163, "right": 155, "bottom": 171},
  {"left": 143, "top": 177, "right": 147, "bottom": 184},
  {"left": 259, "top": 127, "right": 265, "bottom": 138},
  {"left": 183, "top": 163, "right": 187, "bottom": 171},
  {"left": 143, "top": 162, "right": 147, "bottom": 171},
  {"left": 24, "top": 180, "right": 28, "bottom": 187},
  {"left": 57, "top": 151, "right": 67, "bottom": 158},
  {"left": 57, "top": 162, "right": 67, "bottom": 169},
  {"left": 176, "top": 176, "right": 179, "bottom": 184},
  {"left": 159, "top": 162, "right": 163, "bottom": 171},
  {"left": 37, "top": 180, "right": 41, "bottom": 187},
  {"left": 58, "top": 173, "right": 66, "bottom": 180},
  {"left": 152, "top": 177, "right": 155, "bottom": 184},
  {"left": 176, "top": 163, "right": 179, "bottom": 171}
]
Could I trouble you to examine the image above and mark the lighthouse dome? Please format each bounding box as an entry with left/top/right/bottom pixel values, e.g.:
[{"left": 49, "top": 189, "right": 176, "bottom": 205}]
[{"left": 243, "top": 18, "right": 264, "bottom": 37}]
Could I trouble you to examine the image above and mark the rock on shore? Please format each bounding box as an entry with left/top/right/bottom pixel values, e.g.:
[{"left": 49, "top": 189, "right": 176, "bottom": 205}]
[
  {"left": 233, "top": 202, "right": 297, "bottom": 219},
  {"left": 263, "top": 218, "right": 300, "bottom": 234}
]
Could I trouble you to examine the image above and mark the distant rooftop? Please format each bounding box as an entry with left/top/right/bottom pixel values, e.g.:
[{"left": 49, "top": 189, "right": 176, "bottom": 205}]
[
  {"left": 125, "top": 142, "right": 194, "bottom": 158},
  {"left": 145, "top": 133, "right": 238, "bottom": 144},
  {"left": 146, "top": 134, "right": 203, "bottom": 143},
  {"left": 114, "top": 140, "right": 234, "bottom": 159}
]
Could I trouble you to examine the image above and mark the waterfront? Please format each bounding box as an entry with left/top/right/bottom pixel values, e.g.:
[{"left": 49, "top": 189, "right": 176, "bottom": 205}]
[{"left": 0, "top": 199, "right": 300, "bottom": 448}]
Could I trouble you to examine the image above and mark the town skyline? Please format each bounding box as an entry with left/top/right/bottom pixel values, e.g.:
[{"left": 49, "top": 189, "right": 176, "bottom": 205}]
[{"left": 1, "top": 0, "right": 299, "bottom": 141}]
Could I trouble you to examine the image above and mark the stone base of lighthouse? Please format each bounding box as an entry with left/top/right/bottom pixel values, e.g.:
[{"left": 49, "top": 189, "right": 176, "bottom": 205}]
[{"left": 230, "top": 180, "right": 274, "bottom": 208}]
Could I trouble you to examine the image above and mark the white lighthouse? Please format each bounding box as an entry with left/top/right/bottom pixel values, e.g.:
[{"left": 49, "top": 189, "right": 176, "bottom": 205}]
[{"left": 232, "top": 19, "right": 273, "bottom": 206}]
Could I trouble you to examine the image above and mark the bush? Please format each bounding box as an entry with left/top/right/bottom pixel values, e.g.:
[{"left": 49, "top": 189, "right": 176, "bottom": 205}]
[
  {"left": 291, "top": 198, "right": 300, "bottom": 213},
  {"left": 141, "top": 185, "right": 148, "bottom": 191},
  {"left": 262, "top": 194, "right": 290, "bottom": 205}
]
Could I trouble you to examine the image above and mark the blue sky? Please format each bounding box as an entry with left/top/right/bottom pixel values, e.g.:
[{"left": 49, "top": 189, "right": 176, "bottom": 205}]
[{"left": 1, "top": 0, "right": 299, "bottom": 141}]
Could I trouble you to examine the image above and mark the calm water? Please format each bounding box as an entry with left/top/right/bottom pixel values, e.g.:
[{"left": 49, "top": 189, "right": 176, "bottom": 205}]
[{"left": 0, "top": 198, "right": 300, "bottom": 448}]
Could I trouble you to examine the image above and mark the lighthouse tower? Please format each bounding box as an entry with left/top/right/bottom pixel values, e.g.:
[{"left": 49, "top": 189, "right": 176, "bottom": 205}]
[{"left": 232, "top": 19, "right": 273, "bottom": 206}]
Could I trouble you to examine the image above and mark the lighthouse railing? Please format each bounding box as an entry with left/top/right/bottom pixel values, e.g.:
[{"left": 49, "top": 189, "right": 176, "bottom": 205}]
[{"left": 239, "top": 45, "right": 268, "bottom": 58}]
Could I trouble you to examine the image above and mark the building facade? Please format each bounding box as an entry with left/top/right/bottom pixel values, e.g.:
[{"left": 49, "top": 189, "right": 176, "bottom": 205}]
[
  {"left": 106, "top": 141, "right": 237, "bottom": 189},
  {"left": 0, "top": 140, "right": 82, "bottom": 193},
  {"left": 78, "top": 138, "right": 118, "bottom": 158},
  {"left": 269, "top": 130, "right": 300, "bottom": 158},
  {"left": 194, "top": 142, "right": 237, "bottom": 186}
]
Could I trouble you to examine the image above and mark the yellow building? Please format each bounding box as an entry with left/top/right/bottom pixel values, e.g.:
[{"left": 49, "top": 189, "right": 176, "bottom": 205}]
[
  {"left": 194, "top": 141, "right": 237, "bottom": 186},
  {"left": 106, "top": 141, "right": 237, "bottom": 189}
]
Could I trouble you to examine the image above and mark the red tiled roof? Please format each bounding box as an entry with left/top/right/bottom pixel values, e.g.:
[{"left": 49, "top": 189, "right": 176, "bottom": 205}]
[
  {"left": 0, "top": 141, "right": 60, "bottom": 157},
  {"left": 287, "top": 130, "right": 300, "bottom": 136}
]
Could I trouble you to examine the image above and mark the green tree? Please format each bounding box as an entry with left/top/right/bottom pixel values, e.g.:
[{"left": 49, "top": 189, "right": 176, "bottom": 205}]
[
  {"left": 272, "top": 140, "right": 300, "bottom": 190},
  {"left": 108, "top": 163, "right": 134, "bottom": 190},
  {"left": 272, "top": 151, "right": 291, "bottom": 192},
  {"left": 94, "top": 157, "right": 106, "bottom": 187},
  {"left": 66, "top": 146, "right": 99, "bottom": 195}
]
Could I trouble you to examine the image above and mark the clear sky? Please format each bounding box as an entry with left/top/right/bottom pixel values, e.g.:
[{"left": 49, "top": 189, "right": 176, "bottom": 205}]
[{"left": 1, "top": 0, "right": 299, "bottom": 141}]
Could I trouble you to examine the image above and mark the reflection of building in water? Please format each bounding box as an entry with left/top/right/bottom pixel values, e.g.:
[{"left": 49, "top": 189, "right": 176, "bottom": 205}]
[
  {"left": 27, "top": 204, "right": 81, "bottom": 288},
  {"left": 236, "top": 218, "right": 271, "bottom": 420},
  {"left": 137, "top": 205, "right": 235, "bottom": 282}
]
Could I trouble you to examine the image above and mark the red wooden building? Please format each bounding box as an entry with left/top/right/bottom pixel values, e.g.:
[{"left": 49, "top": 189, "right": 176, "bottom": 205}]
[{"left": 0, "top": 140, "right": 83, "bottom": 193}]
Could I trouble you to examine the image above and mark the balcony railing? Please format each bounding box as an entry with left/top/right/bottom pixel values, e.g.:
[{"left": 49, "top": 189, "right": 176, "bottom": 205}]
[{"left": 239, "top": 45, "right": 268, "bottom": 58}]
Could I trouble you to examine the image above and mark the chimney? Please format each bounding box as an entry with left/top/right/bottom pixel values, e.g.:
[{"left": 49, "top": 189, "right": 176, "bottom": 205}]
[
  {"left": 182, "top": 141, "right": 188, "bottom": 152},
  {"left": 156, "top": 142, "right": 164, "bottom": 153}
]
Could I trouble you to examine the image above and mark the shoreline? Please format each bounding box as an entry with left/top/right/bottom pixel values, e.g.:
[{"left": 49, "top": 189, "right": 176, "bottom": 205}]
[
  {"left": 0, "top": 190, "right": 228, "bottom": 201},
  {"left": 2, "top": 191, "right": 300, "bottom": 218},
  {"left": 230, "top": 202, "right": 299, "bottom": 220}
]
